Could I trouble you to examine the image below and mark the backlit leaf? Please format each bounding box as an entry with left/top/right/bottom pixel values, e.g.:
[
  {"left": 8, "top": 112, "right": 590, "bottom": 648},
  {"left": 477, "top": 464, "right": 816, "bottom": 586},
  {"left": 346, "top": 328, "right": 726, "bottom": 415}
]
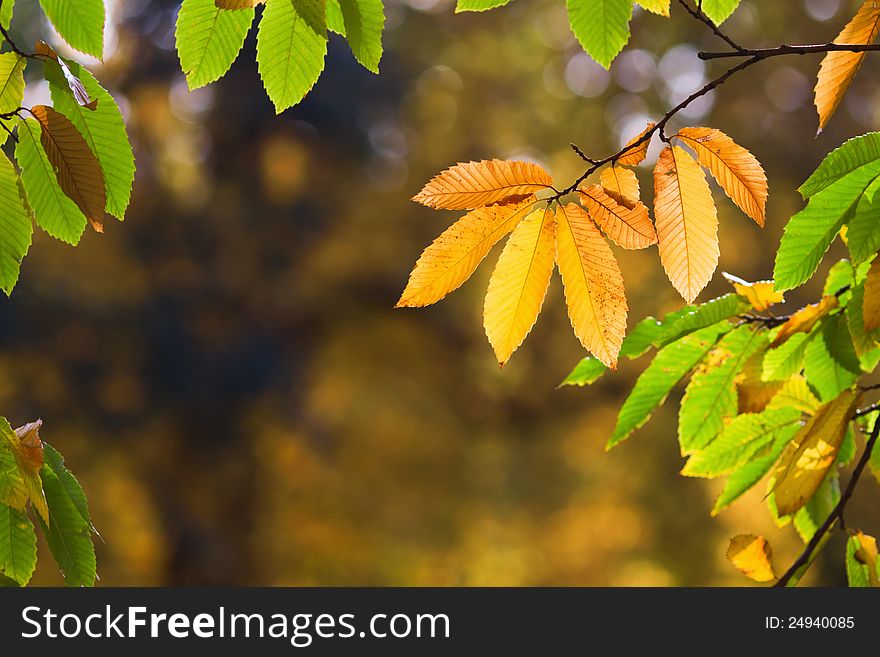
[
  {"left": 701, "top": 0, "right": 740, "bottom": 25},
  {"left": 766, "top": 375, "right": 820, "bottom": 414},
  {"left": 566, "top": 0, "right": 634, "bottom": 70},
  {"left": 654, "top": 145, "right": 719, "bottom": 303},
  {"left": 38, "top": 0, "right": 105, "bottom": 58},
  {"left": 556, "top": 203, "right": 627, "bottom": 368},
  {"left": 413, "top": 160, "right": 553, "bottom": 210},
  {"left": 0, "top": 152, "right": 32, "bottom": 295},
  {"left": 617, "top": 121, "right": 655, "bottom": 166},
  {"left": 864, "top": 256, "right": 880, "bottom": 332},
  {"left": 579, "top": 184, "right": 655, "bottom": 250},
  {"left": 0, "top": 0, "right": 13, "bottom": 30},
  {"left": 762, "top": 333, "right": 811, "bottom": 382},
  {"left": 713, "top": 429, "right": 791, "bottom": 514},
  {"left": 773, "top": 388, "right": 858, "bottom": 517},
  {"left": 653, "top": 294, "right": 746, "bottom": 348},
  {"left": 722, "top": 272, "right": 783, "bottom": 312},
  {"left": 484, "top": 207, "right": 556, "bottom": 365},
  {"left": 35, "top": 42, "right": 96, "bottom": 110},
  {"left": 559, "top": 356, "right": 607, "bottom": 387},
  {"left": 0, "top": 52, "right": 24, "bottom": 114},
  {"left": 455, "top": 0, "right": 514, "bottom": 10},
  {"left": 799, "top": 132, "right": 880, "bottom": 198},
  {"left": 43, "top": 444, "right": 93, "bottom": 530},
  {"left": 397, "top": 197, "right": 536, "bottom": 307},
  {"left": 814, "top": 1, "right": 880, "bottom": 132},
  {"left": 803, "top": 314, "right": 860, "bottom": 402},
  {"left": 770, "top": 295, "right": 838, "bottom": 348},
  {"left": 726, "top": 534, "right": 776, "bottom": 583},
  {"left": 0, "top": 418, "right": 46, "bottom": 524},
  {"left": 600, "top": 165, "right": 640, "bottom": 207},
  {"left": 0, "top": 504, "right": 35, "bottom": 586},
  {"left": 177, "top": 0, "right": 254, "bottom": 90},
  {"left": 334, "top": 0, "right": 384, "bottom": 73},
  {"left": 637, "top": 0, "right": 669, "bottom": 16},
  {"left": 216, "top": 0, "right": 265, "bottom": 7},
  {"left": 846, "top": 531, "right": 880, "bottom": 587},
  {"left": 676, "top": 127, "right": 767, "bottom": 226}
]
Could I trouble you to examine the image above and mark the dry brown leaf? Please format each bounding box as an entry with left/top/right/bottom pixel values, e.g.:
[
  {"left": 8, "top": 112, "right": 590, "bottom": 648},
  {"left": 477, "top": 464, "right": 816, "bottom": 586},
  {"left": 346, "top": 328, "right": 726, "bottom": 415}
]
[
  {"left": 617, "top": 122, "right": 655, "bottom": 166},
  {"left": 413, "top": 160, "right": 553, "bottom": 210},
  {"left": 397, "top": 197, "right": 536, "bottom": 308},
  {"left": 653, "top": 145, "right": 719, "bottom": 303},
  {"left": 600, "top": 165, "right": 640, "bottom": 208},
  {"left": 722, "top": 272, "right": 784, "bottom": 312},
  {"left": 30, "top": 105, "right": 106, "bottom": 232},
  {"left": 770, "top": 295, "right": 839, "bottom": 348},
  {"left": 726, "top": 534, "right": 776, "bottom": 583},
  {"left": 484, "top": 207, "right": 556, "bottom": 366},
  {"left": 815, "top": 1, "right": 880, "bottom": 131},
  {"left": 676, "top": 127, "right": 767, "bottom": 226},
  {"left": 556, "top": 203, "right": 628, "bottom": 369},
  {"left": 579, "top": 184, "right": 656, "bottom": 250},
  {"left": 773, "top": 388, "right": 859, "bottom": 517},
  {"left": 864, "top": 257, "right": 880, "bottom": 333}
]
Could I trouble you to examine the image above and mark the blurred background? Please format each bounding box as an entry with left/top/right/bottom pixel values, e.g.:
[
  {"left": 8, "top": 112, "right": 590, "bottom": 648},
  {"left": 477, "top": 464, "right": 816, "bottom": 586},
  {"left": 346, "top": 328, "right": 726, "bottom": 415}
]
[{"left": 1, "top": 0, "right": 878, "bottom": 585}]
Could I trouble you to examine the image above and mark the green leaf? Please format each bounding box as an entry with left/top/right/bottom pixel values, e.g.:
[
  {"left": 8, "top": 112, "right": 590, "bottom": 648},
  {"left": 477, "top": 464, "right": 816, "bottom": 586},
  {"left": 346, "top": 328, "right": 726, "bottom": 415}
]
[
  {"left": 566, "top": 0, "right": 634, "bottom": 70},
  {"left": 678, "top": 326, "right": 765, "bottom": 454},
  {"left": 456, "top": 0, "right": 515, "bottom": 10},
  {"left": 0, "top": 52, "right": 24, "bottom": 115},
  {"left": 700, "top": 0, "right": 739, "bottom": 24},
  {"left": 654, "top": 294, "right": 746, "bottom": 348},
  {"left": 823, "top": 259, "right": 854, "bottom": 296},
  {"left": 762, "top": 332, "right": 811, "bottom": 382},
  {"left": 845, "top": 176, "right": 880, "bottom": 263},
  {"left": 45, "top": 60, "right": 136, "bottom": 219},
  {"left": 774, "top": 171, "right": 880, "bottom": 291},
  {"left": 43, "top": 444, "right": 93, "bottom": 530},
  {"left": 712, "top": 429, "right": 792, "bottom": 514},
  {"left": 336, "top": 0, "right": 384, "bottom": 73},
  {"left": 327, "top": 0, "right": 345, "bottom": 34},
  {"left": 176, "top": 0, "right": 254, "bottom": 90},
  {"left": 0, "top": 0, "right": 14, "bottom": 30},
  {"left": 0, "top": 439, "right": 27, "bottom": 512},
  {"left": 846, "top": 279, "right": 880, "bottom": 367},
  {"left": 800, "top": 132, "right": 880, "bottom": 199},
  {"left": 803, "top": 314, "right": 860, "bottom": 402},
  {"left": 0, "top": 503, "right": 36, "bottom": 586},
  {"left": 793, "top": 474, "right": 839, "bottom": 543},
  {"left": 38, "top": 0, "right": 105, "bottom": 58},
  {"left": 257, "top": 0, "right": 328, "bottom": 113},
  {"left": 682, "top": 407, "right": 802, "bottom": 478},
  {"left": 560, "top": 357, "right": 607, "bottom": 387},
  {"left": 0, "top": 152, "right": 32, "bottom": 295},
  {"left": 36, "top": 465, "right": 96, "bottom": 587},
  {"left": 845, "top": 532, "right": 880, "bottom": 587},
  {"left": 15, "top": 118, "right": 88, "bottom": 245},
  {"left": 608, "top": 321, "right": 730, "bottom": 449}
]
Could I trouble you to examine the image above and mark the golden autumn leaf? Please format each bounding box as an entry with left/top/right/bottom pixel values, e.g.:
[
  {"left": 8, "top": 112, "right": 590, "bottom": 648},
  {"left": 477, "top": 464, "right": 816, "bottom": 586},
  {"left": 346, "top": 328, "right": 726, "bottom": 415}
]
[
  {"left": 853, "top": 531, "right": 880, "bottom": 586},
  {"left": 653, "top": 145, "right": 719, "bottom": 303},
  {"left": 767, "top": 375, "right": 820, "bottom": 414},
  {"left": 864, "top": 257, "right": 880, "bottom": 333},
  {"left": 726, "top": 534, "right": 776, "bottom": 583},
  {"left": 412, "top": 160, "right": 553, "bottom": 210},
  {"left": 216, "top": 0, "right": 264, "bottom": 7},
  {"left": 722, "top": 272, "right": 784, "bottom": 312},
  {"left": 579, "top": 184, "right": 656, "bottom": 250},
  {"left": 676, "top": 127, "right": 768, "bottom": 226},
  {"left": 13, "top": 420, "right": 44, "bottom": 474},
  {"left": 770, "top": 295, "right": 839, "bottom": 348},
  {"left": 556, "top": 203, "right": 628, "bottom": 369},
  {"left": 773, "top": 389, "right": 859, "bottom": 517},
  {"left": 2, "top": 419, "right": 48, "bottom": 524},
  {"left": 397, "top": 197, "right": 536, "bottom": 308},
  {"left": 484, "top": 207, "right": 556, "bottom": 366},
  {"left": 617, "top": 122, "right": 655, "bottom": 166},
  {"left": 638, "top": 1, "right": 670, "bottom": 17},
  {"left": 600, "top": 166, "right": 640, "bottom": 208},
  {"left": 737, "top": 351, "right": 783, "bottom": 414},
  {"left": 814, "top": 1, "right": 880, "bottom": 132},
  {"left": 30, "top": 105, "right": 106, "bottom": 233}
]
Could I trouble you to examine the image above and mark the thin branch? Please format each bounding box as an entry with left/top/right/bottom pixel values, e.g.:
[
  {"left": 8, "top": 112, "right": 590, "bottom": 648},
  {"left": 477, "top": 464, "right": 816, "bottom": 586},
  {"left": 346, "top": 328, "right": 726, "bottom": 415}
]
[
  {"left": 700, "top": 42, "right": 880, "bottom": 61},
  {"left": 773, "top": 414, "right": 880, "bottom": 587},
  {"left": 677, "top": 0, "right": 746, "bottom": 53}
]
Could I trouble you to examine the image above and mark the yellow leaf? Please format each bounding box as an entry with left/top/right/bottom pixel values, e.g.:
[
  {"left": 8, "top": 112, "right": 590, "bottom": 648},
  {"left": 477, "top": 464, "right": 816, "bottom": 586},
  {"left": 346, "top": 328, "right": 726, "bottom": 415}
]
[
  {"left": 637, "top": 1, "right": 670, "bottom": 17},
  {"left": 815, "top": 1, "right": 880, "bottom": 131},
  {"left": 617, "top": 122, "right": 655, "bottom": 166},
  {"left": 579, "top": 184, "right": 656, "bottom": 250},
  {"left": 767, "top": 375, "right": 819, "bottom": 414},
  {"left": 484, "top": 207, "right": 556, "bottom": 365},
  {"left": 2, "top": 419, "right": 48, "bottom": 524},
  {"left": 30, "top": 105, "right": 106, "bottom": 233},
  {"left": 773, "top": 389, "right": 859, "bottom": 517},
  {"left": 556, "top": 203, "right": 628, "bottom": 369},
  {"left": 676, "top": 127, "right": 768, "bottom": 227},
  {"left": 722, "top": 272, "right": 784, "bottom": 312},
  {"left": 770, "top": 295, "right": 839, "bottom": 348},
  {"left": 737, "top": 351, "right": 783, "bottom": 414},
  {"left": 853, "top": 531, "right": 880, "bottom": 586},
  {"left": 864, "top": 257, "right": 880, "bottom": 333},
  {"left": 726, "top": 534, "right": 776, "bottom": 583},
  {"left": 397, "top": 197, "right": 536, "bottom": 307},
  {"left": 654, "top": 145, "right": 719, "bottom": 303},
  {"left": 600, "top": 165, "right": 640, "bottom": 208},
  {"left": 412, "top": 159, "right": 553, "bottom": 210}
]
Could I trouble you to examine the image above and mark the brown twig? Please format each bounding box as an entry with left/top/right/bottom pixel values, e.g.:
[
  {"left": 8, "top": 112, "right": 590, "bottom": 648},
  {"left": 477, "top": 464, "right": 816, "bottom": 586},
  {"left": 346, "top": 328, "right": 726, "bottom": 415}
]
[
  {"left": 700, "top": 43, "right": 880, "bottom": 61},
  {"left": 773, "top": 411, "right": 880, "bottom": 587}
]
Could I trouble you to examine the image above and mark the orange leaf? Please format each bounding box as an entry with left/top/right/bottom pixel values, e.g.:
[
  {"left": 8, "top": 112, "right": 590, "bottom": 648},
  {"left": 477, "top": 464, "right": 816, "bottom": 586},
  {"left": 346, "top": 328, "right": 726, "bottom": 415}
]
[
  {"left": 676, "top": 127, "right": 767, "bottom": 226},
  {"left": 726, "top": 534, "right": 776, "bottom": 583},
  {"left": 413, "top": 160, "right": 553, "bottom": 210},
  {"left": 815, "top": 1, "right": 880, "bottom": 131},
  {"left": 617, "top": 122, "right": 655, "bottom": 166},
  {"left": 579, "top": 184, "right": 656, "bottom": 250},
  {"left": 483, "top": 207, "right": 556, "bottom": 365},
  {"left": 30, "top": 105, "right": 106, "bottom": 233},
  {"left": 599, "top": 165, "right": 640, "bottom": 208},
  {"left": 864, "top": 257, "right": 880, "bottom": 333},
  {"left": 556, "top": 203, "right": 628, "bottom": 369},
  {"left": 653, "top": 145, "right": 719, "bottom": 303},
  {"left": 397, "top": 197, "right": 536, "bottom": 308},
  {"left": 770, "top": 295, "right": 839, "bottom": 348}
]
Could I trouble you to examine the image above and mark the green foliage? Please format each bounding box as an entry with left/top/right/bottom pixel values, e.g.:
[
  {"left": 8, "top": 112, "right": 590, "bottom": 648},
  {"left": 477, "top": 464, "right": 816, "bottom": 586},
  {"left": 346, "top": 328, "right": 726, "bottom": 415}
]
[
  {"left": 38, "top": 0, "right": 105, "bottom": 58},
  {"left": 803, "top": 314, "right": 860, "bottom": 402},
  {"left": 700, "top": 0, "right": 740, "bottom": 25},
  {"left": 0, "top": 153, "right": 32, "bottom": 295},
  {"left": 456, "top": 0, "right": 515, "bottom": 11},
  {"left": 0, "top": 504, "right": 36, "bottom": 586},
  {"left": 0, "top": 52, "right": 24, "bottom": 114},
  {"left": 334, "top": 0, "right": 385, "bottom": 74},
  {"left": 566, "top": 0, "right": 634, "bottom": 70},
  {"left": 0, "top": 0, "right": 13, "bottom": 30}
]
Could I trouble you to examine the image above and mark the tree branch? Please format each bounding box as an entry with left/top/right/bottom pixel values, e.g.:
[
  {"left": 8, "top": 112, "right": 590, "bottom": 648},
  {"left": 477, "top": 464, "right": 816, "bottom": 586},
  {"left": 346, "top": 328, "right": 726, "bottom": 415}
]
[
  {"left": 677, "top": 0, "right": 746, "bottom": 53},
  {"left": 700, "top": 43, "right": 880, "bottom": 61},
  {"left": 773, "top": 411, "right": 880, "bottom": 587}
]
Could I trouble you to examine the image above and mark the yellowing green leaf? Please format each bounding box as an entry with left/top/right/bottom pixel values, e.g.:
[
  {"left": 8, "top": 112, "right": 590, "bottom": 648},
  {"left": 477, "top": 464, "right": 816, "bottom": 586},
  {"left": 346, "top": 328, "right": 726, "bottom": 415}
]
[
  {"left": 864, "top": 256, "right": 880, "bottom": 333},
  {"left": 637, "top": 0, "right": 669, "bottom": 16},
  {"left": 770, "top": 295, "right": 838, "bottom": 348},
  {"left": 726, "top": 534, "right": 776, "bottom": 583},
  {"left": 722, "top": 272, "right": 783, "bottom": 312},
  {"left": 847, "top": 531, "right": 880, "bottom": 587}
]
